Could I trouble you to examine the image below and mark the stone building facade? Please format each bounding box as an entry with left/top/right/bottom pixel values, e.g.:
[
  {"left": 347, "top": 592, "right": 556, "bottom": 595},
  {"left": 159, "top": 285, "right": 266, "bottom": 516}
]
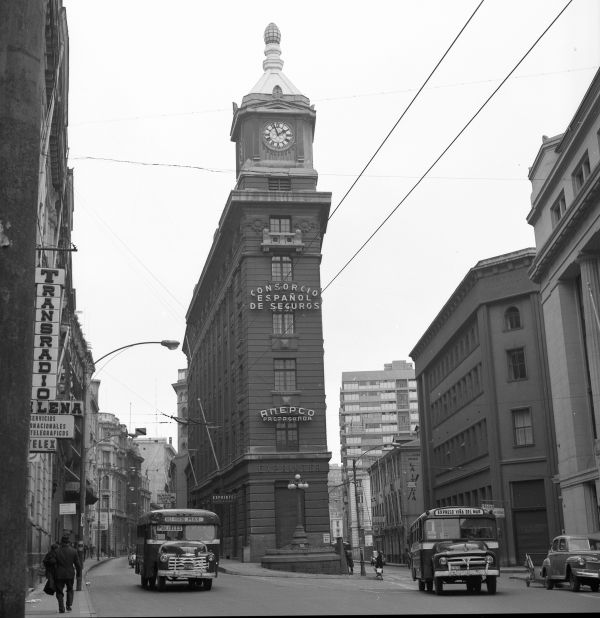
[
  {"left": 184, "top": 23, "right": 332, "bottom": 562},
  {"left": 527, "top": 67, "right": 600, "bottom": 534},
  {"left": 410, "top": 250, "right": 562, "bottom": 565}
]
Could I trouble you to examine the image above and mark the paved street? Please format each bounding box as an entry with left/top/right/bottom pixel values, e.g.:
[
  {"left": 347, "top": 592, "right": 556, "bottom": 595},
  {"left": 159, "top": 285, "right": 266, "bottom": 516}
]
[{"left": 25, "top": 556, "right": 600, "bottom": 616}]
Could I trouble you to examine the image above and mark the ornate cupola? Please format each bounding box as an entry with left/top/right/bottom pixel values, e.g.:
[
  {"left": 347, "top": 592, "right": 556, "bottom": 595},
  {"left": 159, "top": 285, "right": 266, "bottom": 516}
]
[{"left": 230, "top": 23, "right": 318, "bottom": 191}]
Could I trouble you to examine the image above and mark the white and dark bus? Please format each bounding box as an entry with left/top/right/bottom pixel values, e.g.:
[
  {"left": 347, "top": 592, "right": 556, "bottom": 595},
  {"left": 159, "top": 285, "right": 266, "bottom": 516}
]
[{"left": 408, "top": 507, "right": 500, "bottom": 595}]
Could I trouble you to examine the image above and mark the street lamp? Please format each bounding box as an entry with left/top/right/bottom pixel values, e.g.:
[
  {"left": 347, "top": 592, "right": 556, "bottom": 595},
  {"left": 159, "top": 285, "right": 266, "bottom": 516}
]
[
  {"left": 79, "top": 339, "right": 180, "bottom": 576},
  {"left": 287, "top": 473, "right": 309, "bottom": 548},
  {"left": 350, "top": 441, "right": 402, "bottom": 576}
]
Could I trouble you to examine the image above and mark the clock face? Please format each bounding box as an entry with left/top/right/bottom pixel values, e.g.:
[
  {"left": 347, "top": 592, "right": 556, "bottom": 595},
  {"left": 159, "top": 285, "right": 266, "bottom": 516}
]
[{"left": 263, "top": 121, "right": 294, "bottom": 150}]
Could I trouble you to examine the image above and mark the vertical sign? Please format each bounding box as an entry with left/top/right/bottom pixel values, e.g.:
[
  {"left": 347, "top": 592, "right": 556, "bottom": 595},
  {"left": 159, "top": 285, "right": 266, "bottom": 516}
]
[{"left": 32, "top": 268, "right": 64, "bottom": 402}]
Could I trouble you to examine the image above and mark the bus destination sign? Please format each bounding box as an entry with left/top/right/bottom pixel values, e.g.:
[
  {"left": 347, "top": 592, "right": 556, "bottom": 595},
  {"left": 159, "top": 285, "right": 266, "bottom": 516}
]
[{"left": 432, "top": 507, "right": 485, "bottom": 516}]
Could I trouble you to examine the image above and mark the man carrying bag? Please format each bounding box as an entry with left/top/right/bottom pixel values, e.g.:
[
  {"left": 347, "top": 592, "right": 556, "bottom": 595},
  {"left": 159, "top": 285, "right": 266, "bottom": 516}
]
[{"left": 53, "top": 534, "right": 82, "bottom": 613}]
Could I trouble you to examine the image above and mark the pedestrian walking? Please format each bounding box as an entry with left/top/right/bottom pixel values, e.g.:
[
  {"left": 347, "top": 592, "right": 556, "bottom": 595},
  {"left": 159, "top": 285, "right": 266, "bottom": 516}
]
[
  {"left": 53, "top": 534, "right": 82, "bottom": 613},
  {"left": 42, "top": 542, "right": 59, "bottom": 595},
  {"left": 374, "top": 549, "right": 384, "bottom": 580},
  {"left": 345, "top": 549, "right": 354, "bottom": 575}
]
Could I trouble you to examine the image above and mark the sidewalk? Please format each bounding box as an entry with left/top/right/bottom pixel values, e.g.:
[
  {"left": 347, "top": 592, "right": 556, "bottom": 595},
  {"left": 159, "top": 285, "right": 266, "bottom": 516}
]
[{"left": 25, "top": 557, "right": 112, "bottom": 617}]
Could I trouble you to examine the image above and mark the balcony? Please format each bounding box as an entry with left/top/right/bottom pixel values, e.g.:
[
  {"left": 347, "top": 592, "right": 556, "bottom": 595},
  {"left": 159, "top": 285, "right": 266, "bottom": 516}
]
[{"left": 261, "top": 228, "right": 304, "bottom": 253}]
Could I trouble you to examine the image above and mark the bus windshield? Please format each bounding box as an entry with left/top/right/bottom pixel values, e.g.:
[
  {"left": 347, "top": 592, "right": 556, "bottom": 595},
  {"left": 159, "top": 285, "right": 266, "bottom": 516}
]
[
  {"left": 151, "top": 524, "right": 219, "bottom": 542},
  {"left": 424, "top": 517, "right": 496, "bottom": 541}
]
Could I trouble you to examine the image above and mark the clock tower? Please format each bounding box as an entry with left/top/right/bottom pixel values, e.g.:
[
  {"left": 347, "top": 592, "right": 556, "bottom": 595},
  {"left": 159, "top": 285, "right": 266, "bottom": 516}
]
[
  {"left": 231, "top": 23, "right": 318, "bottom": 191},
  {"left": 185, "top": 23, "right": 333, "bottom": 566}
]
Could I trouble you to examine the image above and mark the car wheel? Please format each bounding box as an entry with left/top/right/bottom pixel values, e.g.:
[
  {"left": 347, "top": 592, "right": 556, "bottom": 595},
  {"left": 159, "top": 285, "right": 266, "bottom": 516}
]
[
  {"left": 569, "top": 571, "right": 581, "bottom": 592},
  {"left": 545, "top": 576, "right": 554, "bottom": 590}
]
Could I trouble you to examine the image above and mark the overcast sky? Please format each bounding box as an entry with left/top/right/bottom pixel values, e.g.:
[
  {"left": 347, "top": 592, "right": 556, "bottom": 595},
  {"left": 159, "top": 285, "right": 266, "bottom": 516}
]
[{"left": 63, "top": 0, "right": 599, "bottom": 463}]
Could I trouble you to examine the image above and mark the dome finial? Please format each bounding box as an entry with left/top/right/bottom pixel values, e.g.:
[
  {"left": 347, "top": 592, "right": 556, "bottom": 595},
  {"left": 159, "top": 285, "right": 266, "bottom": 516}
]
[
  {"left": 262, "top": 23, "right": 283, "bottom": 72},
  {"left": 264, "top": 23, "right": 281, "bottom": 45}
]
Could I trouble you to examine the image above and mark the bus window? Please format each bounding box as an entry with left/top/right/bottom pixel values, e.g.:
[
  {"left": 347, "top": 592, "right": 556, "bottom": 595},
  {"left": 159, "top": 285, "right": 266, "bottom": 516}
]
[
  {"left": 460, "top": 518, "right": 496, "bottom": 540},
  {"left": 424, "top": 518, "right": 460, "bottom": 540}
]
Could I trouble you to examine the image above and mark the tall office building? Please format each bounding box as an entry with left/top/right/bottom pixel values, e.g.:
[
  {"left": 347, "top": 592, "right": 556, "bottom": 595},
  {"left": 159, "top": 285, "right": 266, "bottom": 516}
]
[
  {"left": 338, "top": 361, "right": 418, "bottom": 550},
  {"left": 184, "top": 23, "right": 332, "bottom": 562}
]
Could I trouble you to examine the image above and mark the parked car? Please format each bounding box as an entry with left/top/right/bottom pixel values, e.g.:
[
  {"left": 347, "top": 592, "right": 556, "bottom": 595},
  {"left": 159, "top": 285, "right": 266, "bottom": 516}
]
[{"left": 541, "top": 535, "right": 600, "bottom": 592}]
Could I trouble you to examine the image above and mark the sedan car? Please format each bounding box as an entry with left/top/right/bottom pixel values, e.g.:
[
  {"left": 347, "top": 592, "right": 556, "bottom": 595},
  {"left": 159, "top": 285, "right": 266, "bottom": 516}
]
[{"left": 541, "top": 535, "right": 600, "bottom": 592}]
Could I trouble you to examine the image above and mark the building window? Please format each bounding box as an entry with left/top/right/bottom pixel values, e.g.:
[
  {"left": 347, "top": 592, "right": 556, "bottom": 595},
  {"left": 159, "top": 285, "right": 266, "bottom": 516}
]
[
  {"left": 271, "top": 256, "right": 293, "bottom": 281},
  {"left": 270, "top": 216, "right": 291, "bottom": 233},
  {"left": 512, "top": 407, "right": 534, "bottom": 446},
  {"left": 507, "top": 348, "right": 527, "bottom": 381},
  {"left": 268, "top": 177, "right": 291, "bottom": 191},
  {"left": 276, "top": 421, "right": 298, "bottom": 451},
  {"left": 505, "top": 306, "right": 522, "bottom": 330},
  {"left": 274, "top": 359, "right": 296, "bottom": 391},
  {"left": 273, "top": 312, "right": 294, "bottom": 335},
  {"left": 573, "top": 153, "right": 591, "bottom": 192},
  {"left": 550, "top": 192, "right": 567, "bottom": 226}
]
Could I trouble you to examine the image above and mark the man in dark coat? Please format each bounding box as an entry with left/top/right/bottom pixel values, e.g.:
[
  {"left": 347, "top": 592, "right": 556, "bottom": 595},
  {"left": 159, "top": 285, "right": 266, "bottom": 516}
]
[{"left": 54, "top": 534, "right": 82, "bottom": 613}]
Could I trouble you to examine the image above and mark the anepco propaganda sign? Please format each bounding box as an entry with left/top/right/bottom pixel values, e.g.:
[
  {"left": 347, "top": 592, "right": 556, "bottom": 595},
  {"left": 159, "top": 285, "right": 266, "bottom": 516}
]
[
  {"left": 249, "top": 282, "right": 321, "bottom": 311},
  {"left": 260, "top": 406, "right": 315, "bottom": 422}
]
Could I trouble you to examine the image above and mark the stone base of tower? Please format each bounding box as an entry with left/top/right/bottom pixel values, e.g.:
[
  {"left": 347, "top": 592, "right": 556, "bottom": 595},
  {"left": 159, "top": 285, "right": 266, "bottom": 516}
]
[{"left": 260, "top": 545, "right": 345, "bottom": 575}]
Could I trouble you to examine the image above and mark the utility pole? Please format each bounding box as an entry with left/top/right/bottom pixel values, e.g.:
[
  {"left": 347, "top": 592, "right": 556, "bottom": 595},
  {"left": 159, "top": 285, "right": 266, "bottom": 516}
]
[{"left": 0, "top": 2, "right": 46, "bottom": 615}]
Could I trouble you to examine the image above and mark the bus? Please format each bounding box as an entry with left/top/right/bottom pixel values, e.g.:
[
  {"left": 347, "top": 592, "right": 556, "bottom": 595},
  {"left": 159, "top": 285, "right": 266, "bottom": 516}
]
[
  {"left": 136, "top": 508, "right": 221, "bottom": 591},
  {"left": 408, "top": 507, "right": 500, "bottom": 595}
]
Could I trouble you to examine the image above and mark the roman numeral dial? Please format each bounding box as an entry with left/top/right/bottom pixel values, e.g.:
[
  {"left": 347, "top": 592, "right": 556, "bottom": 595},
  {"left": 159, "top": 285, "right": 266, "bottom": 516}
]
[{"left": 263, "top": 121, "right": 294, "bottom": 150}]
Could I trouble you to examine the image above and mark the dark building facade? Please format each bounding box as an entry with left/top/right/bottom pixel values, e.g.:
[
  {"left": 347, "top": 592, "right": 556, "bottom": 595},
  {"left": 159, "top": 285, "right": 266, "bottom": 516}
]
[
  {"left": 410, "top": 250, "right": 562, "bottom": 566},
  {"left": 184, "top": 23, "right": 332, "bottom": 562}
]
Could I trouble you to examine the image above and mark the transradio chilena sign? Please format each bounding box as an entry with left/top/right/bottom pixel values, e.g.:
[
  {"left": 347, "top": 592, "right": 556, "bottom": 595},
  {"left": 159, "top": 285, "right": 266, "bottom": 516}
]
[
  {"left": 249, "top": 282, "right": 321, "bottom": 311},
  {"left": 30, "top": 268, "right": 83, "bottom": 453}
]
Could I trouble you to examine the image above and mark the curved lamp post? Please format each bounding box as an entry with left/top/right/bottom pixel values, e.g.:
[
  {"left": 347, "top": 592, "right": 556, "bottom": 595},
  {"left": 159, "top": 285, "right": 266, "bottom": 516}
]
[
  {"left": 351, "top": 441, "right": 402, "bottom": 576},
  {"left": 79, "top": 338, "right": 180, "bottom": 579},
  {"left": 287, "top": 473, "right": 309, "bottom": 548}
]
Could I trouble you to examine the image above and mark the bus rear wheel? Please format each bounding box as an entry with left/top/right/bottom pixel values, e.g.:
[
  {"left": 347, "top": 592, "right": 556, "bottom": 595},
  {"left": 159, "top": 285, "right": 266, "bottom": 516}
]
[
  {"left": 157, "top": 576, "right": 166, "bottom": 592},
  {"left": 426, "top": 580, "right": 433, "bottom": 592}
]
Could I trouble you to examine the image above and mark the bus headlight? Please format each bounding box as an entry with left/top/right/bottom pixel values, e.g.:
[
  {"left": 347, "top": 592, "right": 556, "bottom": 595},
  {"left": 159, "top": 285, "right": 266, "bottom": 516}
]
[
  {"left": 438, "top": 557, "right": 447, "bottom": 566},
  {"left": 485, "top": 555, "right": 494, "bottom": 565},
  {"left": 207, "top": 553, "right": 215, "bottom": 562},
  {"left": 159, "top": 553, "right": 169, "bottom": 563},
  {"left": 576, "top": 557, "right": 586, "bottom": 567}
]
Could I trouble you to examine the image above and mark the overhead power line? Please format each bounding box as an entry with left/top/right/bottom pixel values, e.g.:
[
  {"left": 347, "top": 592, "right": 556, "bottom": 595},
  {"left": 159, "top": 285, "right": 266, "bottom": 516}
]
[
  {"left": 328, "top": 0, "right": 486, "bottom": 222},
  {"left": 322, "top": 0, "right": 574, "bottom": 294}
]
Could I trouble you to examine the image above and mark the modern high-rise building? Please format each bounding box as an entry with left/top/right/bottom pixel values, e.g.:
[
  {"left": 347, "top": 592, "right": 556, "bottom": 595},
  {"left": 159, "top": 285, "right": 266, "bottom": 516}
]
[
  {"left": 183, "top": 23, "right": 332, "bottom": 562},
  {"left": 338, "top": 360, "right": 418, "bottom": 551},
  {"left": 527, "top": 67, "right": 600, "bottom": 535}
]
